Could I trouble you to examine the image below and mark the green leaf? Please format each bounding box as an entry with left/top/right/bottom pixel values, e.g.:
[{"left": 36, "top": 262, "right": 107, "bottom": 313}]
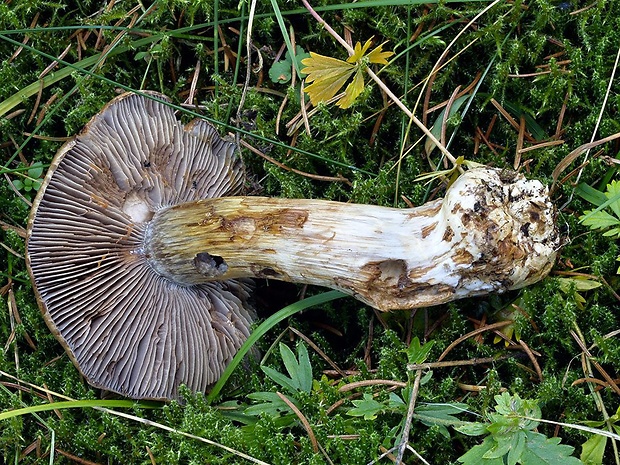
[
  {"left": 387, "top": 392, "right": 406, "bottom": 409},
  {"left": 0, "top": 399, "right": 156, "bottom": 420},
  {"left": 455, "top": 421, "right": 489, "bottom": 436},
  {"left": 286, "top": 46, "right": 311, "bottom": 74},
  {"left": 244, "top": 392, "right": 299, "bottom": 422},
  {"left": 580, "top": 433, "right": 606, "bottom": 465},
  {"left": 404, "top": 337, "right": 435, "bottom": 365},
  {"left": 501, "top": 100, "right": 548, "bottom": 141},
  {"left": 425, "top": 94, "right": 470, "bottom": 155},
  {"left": 293, "top": 343, "right": 312, "bottom": 393},
  {"left": 458, "top": 394, "right": 584, "bottom": 465},
  {"left": 347, "top": 393, "right": 384, "bottom": 420},
  {"left": 260, "top": 342, "right": 312, "bottom": 394},
  {"left": 581, "top": 210, "right": 620, "bottom": 231},
  {"left": 279, "top": 343, "right": 302, "bottom": 387},
  {"left": 269, "top": 46, "right": 310, "bottom": 84},
  {"left": 206, "top": 290, "right": 346, "bottom": 404},
  {"left": 557, "top": 277, "right": 602, "bottom": 293},
  {"left": 580, "top": 180, "right": 620, "bottom": 231},
  {"left": 414, "top": 402, "right": 470, "bottom": 439},
  {"left": 414, "top": 402, "right": 469, "bottom": 427},
  {"left": 458, "top": 436, "right": 506, "bottom": 465},
  {"left": 520, "top": 431, "right": 583, "bottom": 465},
  {"left": 260, "top": 366, "right": 299, "bottom": 394},
  {"left": 507, "top": 431, "right": 526, "bottom": 465},
  {"left": 28, "top": 162, "right": 44, "bottom": 179},
  {"left": 576, "top": 183, "right": 608, "bottom": 207},
  {"left": 269, "top": 60, "right": 292, "bottom": 84},
  {"left": 606, "top": 180, "right": 620, "bottom": 218}
]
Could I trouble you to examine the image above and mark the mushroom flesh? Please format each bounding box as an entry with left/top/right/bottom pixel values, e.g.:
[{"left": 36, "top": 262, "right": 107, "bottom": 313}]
[{"left": 27, "top": 92, "right": 560, "bottom": 400}]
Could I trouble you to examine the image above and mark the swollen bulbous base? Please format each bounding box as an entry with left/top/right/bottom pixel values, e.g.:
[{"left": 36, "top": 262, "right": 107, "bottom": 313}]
[{"left": 145, "top": 168, "right": 560, "bottom": 311}]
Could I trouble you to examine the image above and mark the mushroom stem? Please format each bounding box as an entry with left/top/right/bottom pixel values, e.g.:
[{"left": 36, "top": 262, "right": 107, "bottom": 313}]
[{"left": 145, "top": 168, "right": 559, "bottom": 311}]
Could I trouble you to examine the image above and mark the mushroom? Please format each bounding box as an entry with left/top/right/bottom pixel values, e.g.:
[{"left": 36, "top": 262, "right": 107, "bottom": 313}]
[{"left": 27, "top": 91, "right": 560, "bottom": 400}]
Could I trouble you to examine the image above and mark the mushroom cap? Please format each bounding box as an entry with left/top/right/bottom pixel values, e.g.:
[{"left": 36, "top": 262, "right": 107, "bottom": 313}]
[{"left": 26, "top": 91, "right": 255, "bottom": 400}]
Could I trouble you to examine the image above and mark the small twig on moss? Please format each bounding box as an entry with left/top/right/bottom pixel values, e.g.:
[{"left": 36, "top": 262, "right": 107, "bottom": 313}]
[
  {"left": 437, "top": 321, "right": 513, "bottom": 362},
  {"left": 276, "top": 392, "right": 319, "bottom": 453},
  {"left": 240, "top": 139, "right": 351, "bottom": 184}
]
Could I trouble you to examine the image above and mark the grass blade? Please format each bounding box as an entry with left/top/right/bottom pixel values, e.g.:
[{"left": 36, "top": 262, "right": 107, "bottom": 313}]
[{"left": 206, "top": 290, "right": 346, "bottom": 404}]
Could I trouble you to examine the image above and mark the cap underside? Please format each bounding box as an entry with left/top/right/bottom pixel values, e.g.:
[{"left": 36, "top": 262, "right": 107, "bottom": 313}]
[{"left": 27, "top": 92, "right": 254, "bottom": 400}]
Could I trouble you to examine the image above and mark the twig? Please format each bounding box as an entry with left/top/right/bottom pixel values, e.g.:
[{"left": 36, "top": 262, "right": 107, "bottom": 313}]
[
  {"left": 437, "top": 320, "right": 512, "bottom": 362},
  {"left": 338, "top": 379, "right": 407, "bottom": 393},
  {"left": 407, "top": 353, "right": 518, "bottom": 371},
  {"left": 288, "top": 326, "right": 347, "bottom": 377},
  {"left": 276, "top": 392, "right": 319, "bottom": 453},
  {"left": 570, "top": 330, "right": 620, "bottom": 395},
  {"left": 240, "top": 139, "right": 351, "bottom": 184},
  {"left": 395, "top": 369, "right": 422, "bottom": 464},
  {"left": 236, "top": 0, "right": 259, "bottom": 127}
]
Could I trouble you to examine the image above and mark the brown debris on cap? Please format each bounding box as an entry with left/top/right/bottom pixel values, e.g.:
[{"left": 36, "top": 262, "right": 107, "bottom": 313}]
[{"left": 26, "top": 91, "right": 254, "bottom": 400}]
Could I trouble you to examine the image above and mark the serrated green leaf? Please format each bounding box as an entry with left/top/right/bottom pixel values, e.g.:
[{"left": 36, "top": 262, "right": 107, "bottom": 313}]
[
  {"left": 605, "top": 180, "right": 620, "bottom": 218},
  {"left": 347, "top": 393, "right": 384, "bottom": 420},
  {"left": 580, "top": 181, "right": 620, "bottom": 228},
  {"left": 520, "top": 431, "right": 583, "bottom": 465},
  {"left": 581, "top": 210, "right": 620, "bottom": 230},
  {"left": 580, "top": 433, "right": 606, "bottom": 465}
]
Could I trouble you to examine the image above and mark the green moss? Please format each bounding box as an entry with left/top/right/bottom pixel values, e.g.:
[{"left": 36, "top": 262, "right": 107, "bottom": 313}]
[{"left": 3, "top": 0, "right": 620, "bottom": 462}]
